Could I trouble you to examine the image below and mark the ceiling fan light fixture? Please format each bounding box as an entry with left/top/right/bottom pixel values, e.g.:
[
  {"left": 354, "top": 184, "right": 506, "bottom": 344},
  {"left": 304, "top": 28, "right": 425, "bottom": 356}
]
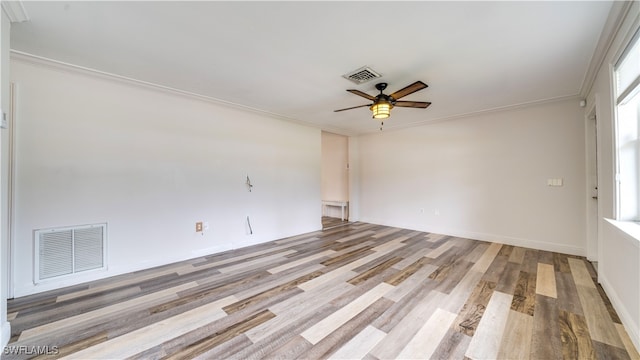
[
  {"left": 335, "top": 81, "right": 429, "bottom": 125},
  {"left": 371, "top": 101, "right": 392, "bottom": 119}
]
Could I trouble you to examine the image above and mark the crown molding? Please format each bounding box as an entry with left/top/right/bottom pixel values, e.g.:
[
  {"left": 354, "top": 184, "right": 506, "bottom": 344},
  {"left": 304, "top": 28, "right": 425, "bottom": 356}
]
[
  {"left": 1, "top": 1, "right": 29, "bottom": 23},
  {"left": 363, "top": 94, "right": 581, "bottom": 135},
  {"left": 11, "top": 50, "right": 573, "bottom": 138},
  {"left": 580, "top": 1, "right": 633, "bottom": 98},
  {"left": 10, "top": 50, "right": 357, "bottom": 137},
  {"left": 8, "top": 50, "right": 584, "bottom": 138}
]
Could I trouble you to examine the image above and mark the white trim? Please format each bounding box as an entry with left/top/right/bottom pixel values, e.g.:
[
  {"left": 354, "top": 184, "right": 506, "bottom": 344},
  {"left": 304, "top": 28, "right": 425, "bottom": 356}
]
[
  {"left": 1, "top": 321, "right": 9, "bottom": 349},
  {"left": 612, "top": 9, "right": 640, "bottom": 72},
  {"left": 596, "top": 219, "right": 639, "bottom": 352},
  {"left": 610, "top": 58, "right": 622, "bottom": 222},
  {"left": 9, "top": 51, "right": 355, "bottom": 137},
  {"left": 605, "top": 218, "right": 640, "bottom": 245},
  {"left": 1, "top": 1, "right": 28, "bottom": 23},
  {"left": 358, "top": 217, "right": 585, "bottom": 256},
  {"left": 6, "top": 82, "right": 15, "bottom": 299},
  {"left": 584, "top": 105, "right": 599, "bottom": 261},
  {"left": 580, "top": 1, "right": 633, "bottom": 98},
  {"left": 13, "top": 234, "right": 263, "bottom": 297},
  {"left": 370, "top": 95, "right": 581, "bottom": 135},
  {"left": 599, "top": 271, "right": 640, "bottom": 352},
  {"left": 617, "top": 75, "right": 640, "bottom": 106},
  {"left": 11, "top": 51, "right": 592, "bottom": 138}
]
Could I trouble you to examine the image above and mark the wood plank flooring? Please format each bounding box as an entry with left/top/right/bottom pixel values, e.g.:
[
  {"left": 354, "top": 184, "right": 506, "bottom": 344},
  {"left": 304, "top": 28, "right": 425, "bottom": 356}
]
[
  {"left": 3, "top": 222, "right": 639, "bottom": 359},
  {"left": 322, "top": 216, "right": 350, "bottom": 230}
]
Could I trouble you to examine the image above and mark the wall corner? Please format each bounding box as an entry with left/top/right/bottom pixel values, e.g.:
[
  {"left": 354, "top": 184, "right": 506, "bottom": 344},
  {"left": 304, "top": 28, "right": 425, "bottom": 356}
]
[{"left": 1, "top": 321, "right": 10, "bottom": 350}]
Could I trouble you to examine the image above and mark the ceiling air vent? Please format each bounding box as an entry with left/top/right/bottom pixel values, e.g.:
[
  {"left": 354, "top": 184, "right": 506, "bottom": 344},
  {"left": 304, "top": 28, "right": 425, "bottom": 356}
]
[{"left": 342, "top": 66, "right": 382, "bottom": 84}]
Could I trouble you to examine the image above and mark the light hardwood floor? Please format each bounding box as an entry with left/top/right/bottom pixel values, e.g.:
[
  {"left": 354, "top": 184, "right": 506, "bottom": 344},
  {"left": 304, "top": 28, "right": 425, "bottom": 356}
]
[{"left": 3, "top": 222, "right": 639, "bottom": 359}]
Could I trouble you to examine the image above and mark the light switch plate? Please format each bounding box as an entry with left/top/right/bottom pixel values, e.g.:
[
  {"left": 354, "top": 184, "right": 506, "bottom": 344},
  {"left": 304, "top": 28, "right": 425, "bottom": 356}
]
[{"left": 547, "top": 178, "right": 564, "bottom": 187}]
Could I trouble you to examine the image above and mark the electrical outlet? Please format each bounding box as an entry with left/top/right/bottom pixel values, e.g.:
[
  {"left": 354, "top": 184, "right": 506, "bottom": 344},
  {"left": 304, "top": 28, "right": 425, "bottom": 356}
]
[
  {"left": 434, "top": 209, "right": 440, "bottom": 216},
  {"left": 195, "top": 222, "right": 203, "bottom": 232},
  {"left": 419, "top": 208, "right": 425, "bottom": 214}
]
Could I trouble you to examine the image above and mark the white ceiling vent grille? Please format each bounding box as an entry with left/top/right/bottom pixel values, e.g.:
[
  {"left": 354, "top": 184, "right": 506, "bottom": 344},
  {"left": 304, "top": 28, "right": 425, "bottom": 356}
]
[
  {"left": 35, "top": 223, "right": 107, "bottom": 283},
  {"left": 342, "top": 66, "right": 382, "bottom": 84}
]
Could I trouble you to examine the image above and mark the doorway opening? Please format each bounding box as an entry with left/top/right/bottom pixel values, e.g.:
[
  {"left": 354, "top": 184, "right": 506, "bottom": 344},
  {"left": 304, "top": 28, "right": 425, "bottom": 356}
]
[
  {"left": 321, "top": 132, "right": 350, "bottom": 230},
  {"left": 586, "top": 107, "right": 599, "bottom": 262}
]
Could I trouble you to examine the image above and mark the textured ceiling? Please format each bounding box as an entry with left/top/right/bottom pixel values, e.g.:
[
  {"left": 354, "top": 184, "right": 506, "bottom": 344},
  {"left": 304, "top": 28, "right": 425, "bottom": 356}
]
[{"left": 10, "top": 1, "right": 613, "bottom": 135}]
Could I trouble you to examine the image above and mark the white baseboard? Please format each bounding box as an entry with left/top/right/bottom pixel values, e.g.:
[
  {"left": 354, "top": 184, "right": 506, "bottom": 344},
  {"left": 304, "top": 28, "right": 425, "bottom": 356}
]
[
  {"left": 443, "top": 228, "right": 584, "bottom": 256},
  {"left": 1, "top": 321, "right": 10, "bottom": 349},
  {"left": 358, "top": 217, "right": 585, "bottom": 256},
  {"left": 599, "top": 273, "right": 640, "bottom": 353},
  {"left": 13, "top": 226, "right": 321, "bottom": 297}
]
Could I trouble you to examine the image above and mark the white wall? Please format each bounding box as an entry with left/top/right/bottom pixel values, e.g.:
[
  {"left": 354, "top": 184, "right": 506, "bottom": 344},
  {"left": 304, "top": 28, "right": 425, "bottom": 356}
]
[
  {"left": 586, "top": 1, "right": 640, "bottom": 350},
  {"left": 10, "top": 55, "right": 322, "bottom": 297},
  {"left": 0, "top": 7, "right": 11, "bottom": 350},
  {"left": 357, "top": 98, "right": 586, "bottom": 255},
  {"left": 601, "top": 220, "right": 640, "bottom": 347},
  {"left": 321, "top": 131, "right": 348, "bottom": 218}
]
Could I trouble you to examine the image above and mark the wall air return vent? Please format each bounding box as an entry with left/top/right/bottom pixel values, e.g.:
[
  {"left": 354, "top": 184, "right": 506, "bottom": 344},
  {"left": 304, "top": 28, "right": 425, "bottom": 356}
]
[
  {"left": 342, "top": 66, "right": 382, "bottom": 84},
  {"left": 34, "top": 223, "right": 107, "bottom": 283}
]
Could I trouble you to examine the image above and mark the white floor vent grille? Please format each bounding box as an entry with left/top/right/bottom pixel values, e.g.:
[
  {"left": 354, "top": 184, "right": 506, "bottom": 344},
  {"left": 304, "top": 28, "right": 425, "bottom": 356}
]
[{"left": 35, "top": 223, "right": 107, "bottom": 283}]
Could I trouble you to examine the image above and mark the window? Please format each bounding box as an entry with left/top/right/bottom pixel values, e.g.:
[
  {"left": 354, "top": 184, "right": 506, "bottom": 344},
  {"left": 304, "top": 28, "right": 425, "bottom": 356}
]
[{"left": 615, "top": 30, "right": 640, "bottom": 222}]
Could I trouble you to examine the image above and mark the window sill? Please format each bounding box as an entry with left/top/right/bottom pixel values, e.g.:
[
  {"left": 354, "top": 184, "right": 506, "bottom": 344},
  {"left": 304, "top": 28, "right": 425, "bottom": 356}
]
[{"left": 605, "top": 218, "right": 640, "bottom": 246}]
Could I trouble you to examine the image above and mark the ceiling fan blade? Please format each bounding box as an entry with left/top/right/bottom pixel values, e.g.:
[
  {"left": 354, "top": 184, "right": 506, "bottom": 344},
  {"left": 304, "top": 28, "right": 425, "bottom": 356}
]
[
  {"left": 334, "top": 104, "right": 371, "bottom": 112},
  {"left": 389, "top": 81, "right": 428, "bottom": 100},
  {"left": 347, "top": 89, "right": 376, "bottom": 101},
  {"left": 394, "top": 101, "right": 432, "bottom": 109}
]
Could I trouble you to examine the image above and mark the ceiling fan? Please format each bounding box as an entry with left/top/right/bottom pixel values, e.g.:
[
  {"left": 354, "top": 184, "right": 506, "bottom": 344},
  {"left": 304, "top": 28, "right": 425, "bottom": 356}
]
[{"left": 334, "top": 81, "right": 432, "bottom": 126}]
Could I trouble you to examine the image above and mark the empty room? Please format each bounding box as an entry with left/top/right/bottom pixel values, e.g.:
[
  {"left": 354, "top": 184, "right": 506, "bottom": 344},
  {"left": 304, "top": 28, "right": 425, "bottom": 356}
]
[{"left": 0, "top": 1, "right": 639, "bottom": 359}]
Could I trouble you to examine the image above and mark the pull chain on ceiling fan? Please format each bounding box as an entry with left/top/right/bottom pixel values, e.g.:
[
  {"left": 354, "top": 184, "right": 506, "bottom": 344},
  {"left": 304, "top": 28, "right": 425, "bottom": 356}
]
[{"left": 334, "top": 81, "right": 432, "bottom": 130}]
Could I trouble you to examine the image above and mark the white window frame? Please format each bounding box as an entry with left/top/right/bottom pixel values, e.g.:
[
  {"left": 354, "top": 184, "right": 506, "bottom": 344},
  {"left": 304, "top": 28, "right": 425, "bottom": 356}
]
[{"left": 614, "top": 28, "right": 640, "bottom": 223}]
